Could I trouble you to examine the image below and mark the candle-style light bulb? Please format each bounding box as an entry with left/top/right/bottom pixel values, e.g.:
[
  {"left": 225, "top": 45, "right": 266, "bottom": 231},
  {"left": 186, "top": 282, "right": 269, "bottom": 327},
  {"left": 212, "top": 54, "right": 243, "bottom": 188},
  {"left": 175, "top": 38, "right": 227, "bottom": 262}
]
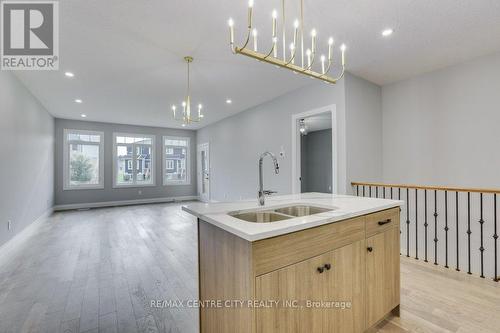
[
  {"left": 172, "top": 105, "right": 176, "bottom": 117},
  {"left": 248, "top": 0, "right": 253, "bottom": 28},
  {"left": 198, "top": 104, "right": 203, "bottom": 118},
  {"left": 293, "top": 19, "right": 299, "bottom": 52},
  {"left": 311, "top": 29, "right": 317, "bottom": 53},
  {"left": 252, "top": 28, "right": 258, "bottom": 51},
  {"left": 228, "top": 18, "right": 235, "bottom": 45},
  {"left": 328, "top": 37, "right": 334, "bottom": 61},
  {"left": 320, "top": 55, "right": 326, "bottom": 74},
  {"left": 340, "top": 44, "right": 346, "bottom": 66},
  {"left": 272, "top": 10, "right": 277, "bottom": 37},
  {"left": 306, "top": 49, "right": 311, "bottom": 67}
]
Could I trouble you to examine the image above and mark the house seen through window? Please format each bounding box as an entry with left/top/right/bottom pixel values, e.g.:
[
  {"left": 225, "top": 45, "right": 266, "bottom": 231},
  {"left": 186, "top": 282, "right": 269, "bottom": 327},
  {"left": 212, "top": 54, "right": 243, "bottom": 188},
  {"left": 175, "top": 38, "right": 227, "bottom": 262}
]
[
  {"left": 114, "top": 134, "right": 154, "bottom": 186},
  {"left": 164, "top": 137, "right": 190, "bottom": 185}
]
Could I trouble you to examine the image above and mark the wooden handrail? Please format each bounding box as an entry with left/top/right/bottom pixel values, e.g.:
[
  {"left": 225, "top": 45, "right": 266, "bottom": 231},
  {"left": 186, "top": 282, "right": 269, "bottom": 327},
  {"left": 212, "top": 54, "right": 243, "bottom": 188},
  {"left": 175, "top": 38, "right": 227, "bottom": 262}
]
[{"left": 351, "top": 181, "right": 500, "bottom": 194}]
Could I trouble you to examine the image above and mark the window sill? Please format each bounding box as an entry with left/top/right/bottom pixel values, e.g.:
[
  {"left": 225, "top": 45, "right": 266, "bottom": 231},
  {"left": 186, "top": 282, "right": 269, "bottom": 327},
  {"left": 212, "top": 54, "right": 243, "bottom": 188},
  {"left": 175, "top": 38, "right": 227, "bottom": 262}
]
[
  {"left": 112, "top": 183, "right": 157, "bottom": 189},
  {"left": 164, "top": 182, "right": 191, "bottom": 186},
  {"left": 63, "top": 185, "right": 105, "bottom": 191}
]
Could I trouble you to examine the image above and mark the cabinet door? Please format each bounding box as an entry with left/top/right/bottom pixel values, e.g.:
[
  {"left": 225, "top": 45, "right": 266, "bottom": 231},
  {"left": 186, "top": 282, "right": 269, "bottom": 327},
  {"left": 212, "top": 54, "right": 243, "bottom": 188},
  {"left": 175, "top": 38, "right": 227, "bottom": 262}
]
[
  {"left": 365, "top": 226, "right": 400, "bottom": 328},
  {"left": 255, "top": 241, "right": 365, "bottom": 333}
]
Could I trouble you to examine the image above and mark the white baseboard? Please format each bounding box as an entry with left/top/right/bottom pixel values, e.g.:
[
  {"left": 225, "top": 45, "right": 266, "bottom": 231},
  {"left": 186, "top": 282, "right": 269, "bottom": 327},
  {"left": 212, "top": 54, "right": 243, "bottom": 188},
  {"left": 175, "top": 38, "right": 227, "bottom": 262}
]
[
  {"left": 0, "top": 206, "right": 53, "bottom": 266},
  {"left": 53, "top": 195, "right": 199, "bottom": 211}
]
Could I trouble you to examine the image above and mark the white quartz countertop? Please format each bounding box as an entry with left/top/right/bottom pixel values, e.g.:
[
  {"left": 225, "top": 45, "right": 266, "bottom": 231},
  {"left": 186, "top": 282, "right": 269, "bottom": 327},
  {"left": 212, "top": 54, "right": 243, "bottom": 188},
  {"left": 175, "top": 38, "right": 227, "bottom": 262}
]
[{"left": 182, "top": 193, "right": 403, "bottom": 241}]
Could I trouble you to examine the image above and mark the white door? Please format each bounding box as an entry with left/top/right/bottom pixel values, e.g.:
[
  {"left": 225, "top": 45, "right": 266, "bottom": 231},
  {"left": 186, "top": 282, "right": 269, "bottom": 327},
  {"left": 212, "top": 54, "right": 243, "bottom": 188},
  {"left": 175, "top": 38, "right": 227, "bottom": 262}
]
[{"left": 197, "top": 143, "right": 210, "bottom": 202}]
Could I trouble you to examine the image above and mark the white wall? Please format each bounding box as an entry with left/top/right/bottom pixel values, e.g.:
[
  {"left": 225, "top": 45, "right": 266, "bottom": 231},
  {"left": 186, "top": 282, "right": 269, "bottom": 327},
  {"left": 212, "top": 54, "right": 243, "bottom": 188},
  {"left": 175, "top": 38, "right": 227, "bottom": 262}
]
[
  {"left": 197, "top": 73, "right": 383, "bottom": 202},
  {"left": 382, "top": 52, "right": 500, "bottom": 187},
  {"left": 197, "top": 79, "right": 346, "bottom": 202},
  {"left": 0, "top": 72, "right": 54, "bottom": 247},
  {"left": 382, "top": 52, "right": 500, "bottom": 279},
  {"left": 346, "top": 73, "right": 383, "bottom": 187}
]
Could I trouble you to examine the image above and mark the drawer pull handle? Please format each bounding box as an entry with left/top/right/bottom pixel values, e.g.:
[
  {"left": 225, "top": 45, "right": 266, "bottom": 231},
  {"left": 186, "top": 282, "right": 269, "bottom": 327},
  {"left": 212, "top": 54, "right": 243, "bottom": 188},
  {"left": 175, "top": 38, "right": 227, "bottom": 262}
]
[
  {"left": 367, "top": 247, "right": 373, "bottom": 252},
  {"left": 324, "top": 263, "right": 331, "bottom": 270},
  {"left": 317, "top": 266, "right": 325, "bottom": 273},
  {"left": 378, "top": 219, "right": 391, "bottom": 226}
]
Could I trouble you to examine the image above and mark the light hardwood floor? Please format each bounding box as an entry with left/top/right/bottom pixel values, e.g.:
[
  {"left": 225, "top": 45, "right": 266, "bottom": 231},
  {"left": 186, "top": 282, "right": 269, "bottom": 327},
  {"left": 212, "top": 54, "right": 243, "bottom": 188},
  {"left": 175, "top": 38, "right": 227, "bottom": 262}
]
[{"left": 0, "top": 203, "right": 498, "bottom": 333}]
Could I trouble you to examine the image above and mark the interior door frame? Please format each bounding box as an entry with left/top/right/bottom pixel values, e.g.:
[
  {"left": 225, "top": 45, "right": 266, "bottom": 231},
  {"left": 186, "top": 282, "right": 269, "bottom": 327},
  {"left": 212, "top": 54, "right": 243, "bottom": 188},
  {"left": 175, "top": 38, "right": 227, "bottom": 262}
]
[
  {"left": 197, "top": 143, "right": 210, "bottom": 202},
  {"left": 291, "top": 104, "right": 346, "bottom": 194}
]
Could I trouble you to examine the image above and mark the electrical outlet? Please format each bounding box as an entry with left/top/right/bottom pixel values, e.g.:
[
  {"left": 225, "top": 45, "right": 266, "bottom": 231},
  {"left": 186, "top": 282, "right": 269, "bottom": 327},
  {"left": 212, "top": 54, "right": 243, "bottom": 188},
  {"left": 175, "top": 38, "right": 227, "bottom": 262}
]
[
  {"left": 7, "top": 220, "right": 11, "bottom": 231},
  {"left": 279, "top": 145, "right": 285, "bottom": 158}
]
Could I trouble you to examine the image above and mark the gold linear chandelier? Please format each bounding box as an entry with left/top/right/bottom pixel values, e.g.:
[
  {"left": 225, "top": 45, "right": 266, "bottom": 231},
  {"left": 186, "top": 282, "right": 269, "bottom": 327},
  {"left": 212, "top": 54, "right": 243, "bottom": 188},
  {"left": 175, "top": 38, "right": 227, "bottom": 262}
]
[
  {"left": 171, "top": 56, "right": 204, "bottom": 126},
  {"left": 228, "top": 0, "right": 346, "bottom": 84}
]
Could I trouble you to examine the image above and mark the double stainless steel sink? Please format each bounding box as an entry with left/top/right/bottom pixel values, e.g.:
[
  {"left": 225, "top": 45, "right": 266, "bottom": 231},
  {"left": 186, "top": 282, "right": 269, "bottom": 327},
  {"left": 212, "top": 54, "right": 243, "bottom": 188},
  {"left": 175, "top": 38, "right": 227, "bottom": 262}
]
[{"left": 229, "top": 205, "right": 334, "bottom": 223}]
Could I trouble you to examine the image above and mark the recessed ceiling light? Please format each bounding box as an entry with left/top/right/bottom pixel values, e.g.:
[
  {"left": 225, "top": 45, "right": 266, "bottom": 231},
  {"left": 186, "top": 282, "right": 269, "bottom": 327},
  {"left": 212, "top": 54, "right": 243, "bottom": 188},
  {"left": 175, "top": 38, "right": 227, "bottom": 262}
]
[
  {"left": 382, "top": 28, "right": 394, "bottom": 37},
  {"left": 80, "top": 114, "right": 87, "bottom": 118},
  {"left": 64, "top": 72, "right": 74, "bottom": 78},
  {"left": 75, "top": 99, "right": 83, "bottom": 103},
  {"left": 226, "top": 99, "right": 232, "bottom": 104},
  {"left": 181, "top": 124, "right": 186, "bottom": 127}
]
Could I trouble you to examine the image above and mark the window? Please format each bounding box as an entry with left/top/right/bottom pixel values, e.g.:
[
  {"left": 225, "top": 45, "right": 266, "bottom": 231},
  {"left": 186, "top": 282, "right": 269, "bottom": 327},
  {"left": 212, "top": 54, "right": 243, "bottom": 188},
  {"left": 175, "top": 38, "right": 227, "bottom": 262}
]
[
  {"left": 163, "top": 136, "right": 190, "bottom": 185},
  {"left": 114, "top": 133, "right": 155, "bottom": 187},
  {"left": 63, "top": 129, "right": 104, "bottom": 190}
]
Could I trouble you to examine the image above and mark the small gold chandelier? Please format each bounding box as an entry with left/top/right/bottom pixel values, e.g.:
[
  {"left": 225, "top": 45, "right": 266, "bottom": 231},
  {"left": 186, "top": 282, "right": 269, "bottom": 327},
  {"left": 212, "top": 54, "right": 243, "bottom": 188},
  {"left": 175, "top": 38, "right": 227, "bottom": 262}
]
[
  {"left": 172, "top": 56, "right": 204, "bottom": 126},
  {"left": 228, "top": 0, "right": 346, "bottom": 84}
]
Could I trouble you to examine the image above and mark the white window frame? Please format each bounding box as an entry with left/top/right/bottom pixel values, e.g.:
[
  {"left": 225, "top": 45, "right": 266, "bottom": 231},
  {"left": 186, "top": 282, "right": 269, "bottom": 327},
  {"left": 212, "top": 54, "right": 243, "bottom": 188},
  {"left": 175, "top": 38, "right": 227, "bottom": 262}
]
[
  {"left": 113, "top": 133, "right": 156, "bottom": 188},
  {"left": 63, "top": 129, "right": 104, "bottom": 190},
  {"left": 163, "top": 136, "right": 191, "bottom": 186}
]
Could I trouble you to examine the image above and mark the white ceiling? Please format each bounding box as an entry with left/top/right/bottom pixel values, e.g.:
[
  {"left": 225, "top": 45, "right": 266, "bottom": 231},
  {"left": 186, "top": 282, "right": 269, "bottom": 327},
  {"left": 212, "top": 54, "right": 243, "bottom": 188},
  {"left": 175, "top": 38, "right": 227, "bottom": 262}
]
[{"left": 14, "top": 0, "right": 500, "bottom": 129}]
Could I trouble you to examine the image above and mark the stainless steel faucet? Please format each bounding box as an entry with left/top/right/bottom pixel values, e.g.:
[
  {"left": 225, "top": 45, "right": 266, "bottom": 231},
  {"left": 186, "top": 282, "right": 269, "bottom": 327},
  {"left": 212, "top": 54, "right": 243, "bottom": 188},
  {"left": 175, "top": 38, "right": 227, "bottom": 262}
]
[{"left": 258, "top": 152, "right": 280, "bottom": 206}]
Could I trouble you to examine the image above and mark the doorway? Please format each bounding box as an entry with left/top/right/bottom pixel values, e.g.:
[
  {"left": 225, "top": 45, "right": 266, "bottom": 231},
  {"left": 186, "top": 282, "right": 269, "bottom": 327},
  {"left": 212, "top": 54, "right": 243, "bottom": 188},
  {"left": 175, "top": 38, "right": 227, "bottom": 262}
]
[
  {"left": 197, "top": 143, "right": 210, "bottom": 202},
  {"left": 292, "top": 105, "right": 344, "bottom": 194},
  {"left": 300, "top": 112, "right": 333, "bottom": 193}
]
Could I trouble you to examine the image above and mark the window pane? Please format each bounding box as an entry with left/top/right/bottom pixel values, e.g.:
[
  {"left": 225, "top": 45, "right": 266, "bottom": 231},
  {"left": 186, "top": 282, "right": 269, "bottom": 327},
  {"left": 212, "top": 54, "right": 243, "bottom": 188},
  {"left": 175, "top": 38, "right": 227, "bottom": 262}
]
[
  {"left": 69, "top": 144, "right": 100, "bottom": 186},
  {"left": 116, "top": 144, "right": 133, "bottom": 185},
  {"left": 136, "top": 145, "right": 153, "bottom": 185},
  {"left": 68, "top": 132, "right": 101, "bottom": 143},
  {"left": 165, "top": 138, "right": 188, "bottom": 183}
]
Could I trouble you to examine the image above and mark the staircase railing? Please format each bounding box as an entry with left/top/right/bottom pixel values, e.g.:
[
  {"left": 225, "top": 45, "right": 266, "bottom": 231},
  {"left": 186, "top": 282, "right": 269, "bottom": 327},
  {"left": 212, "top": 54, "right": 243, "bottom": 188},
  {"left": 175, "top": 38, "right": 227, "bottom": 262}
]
[{"left": 351, "top": 181, "right": 499, "bottom": 282}]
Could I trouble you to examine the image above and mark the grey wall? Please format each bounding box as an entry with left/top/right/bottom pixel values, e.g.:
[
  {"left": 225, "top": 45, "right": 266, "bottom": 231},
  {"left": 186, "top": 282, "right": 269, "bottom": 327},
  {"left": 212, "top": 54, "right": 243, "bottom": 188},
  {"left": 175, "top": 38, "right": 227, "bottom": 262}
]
[
  {"left": 0, "top": 72, "right": 54, "bottom": 247},
  {"left": 300, "top": 129, "right": 333, "bottom": 193},
  {"left": 382, "top": 52, "right": 500, "bottom": 188},
  {"left": 345, "top": 73, "right": 383, "bottom": 187},
  {"left": 54, "top": 119, "right": 197, "bottom": 206},
  {"left": 196, "top": 73, "right": 383, "bottom": 202},
  {"left": 197, "top": 80, "right": 346, "bottom": 202}
]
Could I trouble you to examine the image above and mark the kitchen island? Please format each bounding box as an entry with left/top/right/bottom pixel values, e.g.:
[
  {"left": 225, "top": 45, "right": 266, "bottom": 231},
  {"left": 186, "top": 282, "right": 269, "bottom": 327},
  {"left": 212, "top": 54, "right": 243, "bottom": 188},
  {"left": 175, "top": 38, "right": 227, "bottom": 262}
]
[{"left": 183, "top": 193, "right": 404, "bottom": 333}]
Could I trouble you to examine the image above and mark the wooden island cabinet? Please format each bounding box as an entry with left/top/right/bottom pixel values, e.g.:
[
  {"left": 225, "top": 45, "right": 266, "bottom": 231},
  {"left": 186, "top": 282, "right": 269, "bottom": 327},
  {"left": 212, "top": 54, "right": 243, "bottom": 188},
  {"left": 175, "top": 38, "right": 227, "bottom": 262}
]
[{"left": 197, "top": 207, "right": 401, "bottom": 333}]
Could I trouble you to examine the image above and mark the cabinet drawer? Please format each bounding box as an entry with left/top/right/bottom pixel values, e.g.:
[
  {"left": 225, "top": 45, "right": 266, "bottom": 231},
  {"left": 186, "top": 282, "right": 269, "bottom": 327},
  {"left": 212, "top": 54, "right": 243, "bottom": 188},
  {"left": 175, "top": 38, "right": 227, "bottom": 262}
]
[
  {"left": 253, "top": 217, "right": 365, "bottom": 276},
  {"left": 365, "top": 207, "right": 399, "bottom": 237}
]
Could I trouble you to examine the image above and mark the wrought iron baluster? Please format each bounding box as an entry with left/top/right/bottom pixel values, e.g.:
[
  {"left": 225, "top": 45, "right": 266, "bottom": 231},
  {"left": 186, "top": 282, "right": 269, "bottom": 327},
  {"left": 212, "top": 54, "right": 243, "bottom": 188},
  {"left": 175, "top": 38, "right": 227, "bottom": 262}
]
[
  {"left": 383, "top": 187, "right": 386, "bottom": 199},
  {"left": 369, "top": 186, "right": 372, "bottom": 197},
  {"left": 415, "top": 188, "right": 418, "bottom": 260},
  {"left": 356, "top": 185, "right": 359, "bottom": 196},
  {"left": 494, "top": 194, "right": 498, "bottom": 282},
  {"left": 456, "top": 192, "right": 460, "bottom": 271},
  {"left": 467, "top": 192, "right": 472, "bottom": 275},
  {"left": 434, "top": 190, "right": 438, "bottom": 265},
  {"left": 390, "top": 187, "right": 393, "bottom": 199},
  {"left": 363, "top": 185, "right": 365, "bottom": 197},
  {"left": 479, "top": 193, "right": 485, "bottom": 278},
  {"left": 445, "top": 190, "right": 449, "bottom": 268},
  {"left": 406, "top": 188, "right": 410, "bottom": 257},
  {"left": 375, "top": 186, "right": 378, "bottom": 198},
  {"left": 424, "top": 189, "right": 428, "bottom": 262}
]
